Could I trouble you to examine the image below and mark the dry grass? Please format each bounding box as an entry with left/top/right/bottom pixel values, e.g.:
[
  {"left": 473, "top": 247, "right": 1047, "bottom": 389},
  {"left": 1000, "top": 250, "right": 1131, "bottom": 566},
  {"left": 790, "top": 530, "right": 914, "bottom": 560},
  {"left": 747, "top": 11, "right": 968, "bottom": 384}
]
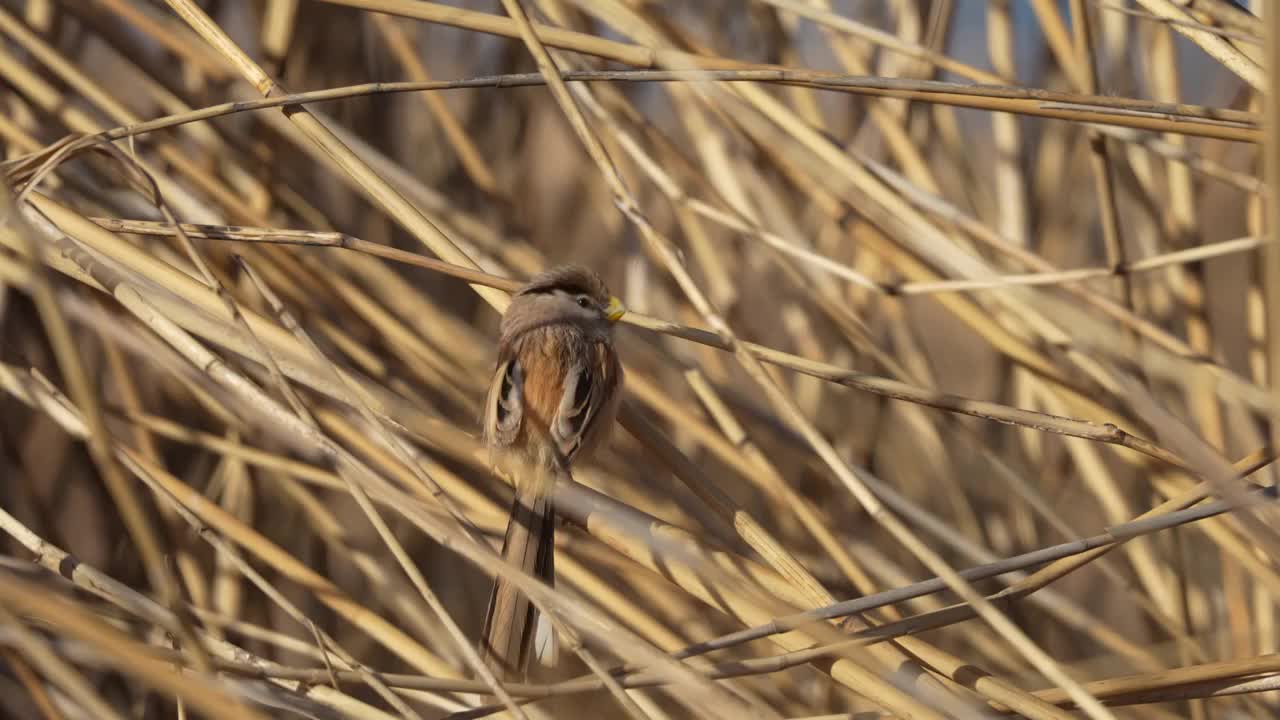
[{"left": 0, "top": 0, "right": 1277, "bottom": 718}]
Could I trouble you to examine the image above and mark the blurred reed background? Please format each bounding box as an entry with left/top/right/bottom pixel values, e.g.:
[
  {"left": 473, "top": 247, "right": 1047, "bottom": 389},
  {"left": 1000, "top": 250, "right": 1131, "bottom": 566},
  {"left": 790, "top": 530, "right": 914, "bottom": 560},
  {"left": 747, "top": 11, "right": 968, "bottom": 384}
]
[{"left": 0, "top": 0, "right": 1277, "bottom": 718}]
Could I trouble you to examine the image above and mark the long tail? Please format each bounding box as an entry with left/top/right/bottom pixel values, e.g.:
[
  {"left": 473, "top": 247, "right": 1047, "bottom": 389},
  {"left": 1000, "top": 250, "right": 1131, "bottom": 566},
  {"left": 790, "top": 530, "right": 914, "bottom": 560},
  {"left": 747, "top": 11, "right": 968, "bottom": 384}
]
[{"left": 479, "top": 476, "right": 556, "bottom": 679}]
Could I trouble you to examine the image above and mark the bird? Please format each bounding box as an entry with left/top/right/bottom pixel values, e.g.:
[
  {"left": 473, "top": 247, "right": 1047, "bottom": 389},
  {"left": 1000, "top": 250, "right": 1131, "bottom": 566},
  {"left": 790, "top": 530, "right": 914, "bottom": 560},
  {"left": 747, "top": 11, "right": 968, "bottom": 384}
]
[{"left": 479, "top": 265, "right": 626, "bottom": 679}]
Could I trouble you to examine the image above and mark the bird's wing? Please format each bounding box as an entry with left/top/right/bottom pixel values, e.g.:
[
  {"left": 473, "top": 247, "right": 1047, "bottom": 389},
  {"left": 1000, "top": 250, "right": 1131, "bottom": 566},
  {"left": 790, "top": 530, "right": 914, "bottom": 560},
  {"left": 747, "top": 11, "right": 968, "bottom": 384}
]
[
  {"left": 550, "top": 340, "right": 621, "bottom": 462},
  {"left": 484, "top": 354, "right": 524, "bottom": 449}
]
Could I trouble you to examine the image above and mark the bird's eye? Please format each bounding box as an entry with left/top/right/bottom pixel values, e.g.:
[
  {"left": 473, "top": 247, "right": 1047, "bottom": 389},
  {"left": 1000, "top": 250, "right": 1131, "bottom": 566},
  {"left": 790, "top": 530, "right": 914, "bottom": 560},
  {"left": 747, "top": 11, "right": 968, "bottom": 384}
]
[{"left": 576, "top": 296, "right": 591, "bottom": 308}]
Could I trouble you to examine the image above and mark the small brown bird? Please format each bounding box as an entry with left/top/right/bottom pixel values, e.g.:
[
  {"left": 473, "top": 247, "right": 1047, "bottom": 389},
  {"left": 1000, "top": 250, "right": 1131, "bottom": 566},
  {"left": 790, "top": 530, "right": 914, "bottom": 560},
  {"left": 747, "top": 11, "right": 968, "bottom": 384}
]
[{"left": 479, "top": 265, "right": 626, "bottom": 679}]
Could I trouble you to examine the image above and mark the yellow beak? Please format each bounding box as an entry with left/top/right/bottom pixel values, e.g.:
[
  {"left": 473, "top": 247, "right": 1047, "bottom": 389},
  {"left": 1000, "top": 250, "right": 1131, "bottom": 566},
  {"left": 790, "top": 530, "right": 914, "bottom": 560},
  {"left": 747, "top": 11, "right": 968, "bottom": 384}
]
[{"left": 605, "top": 296, "right": 627, "bottom": 323}]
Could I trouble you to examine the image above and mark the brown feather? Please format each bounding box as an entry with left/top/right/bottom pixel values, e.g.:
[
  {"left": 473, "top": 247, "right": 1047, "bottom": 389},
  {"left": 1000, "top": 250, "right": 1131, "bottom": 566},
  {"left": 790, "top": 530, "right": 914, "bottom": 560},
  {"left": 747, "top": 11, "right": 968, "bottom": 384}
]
[{"left": 478, "top": 465, "right": 555, "bottom": 677}]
